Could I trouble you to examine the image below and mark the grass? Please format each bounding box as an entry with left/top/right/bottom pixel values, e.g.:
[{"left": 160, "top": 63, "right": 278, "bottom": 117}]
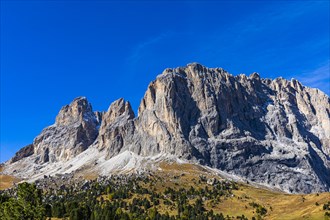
[
  {"left": 0, "top": 164, "right": 21, "bottom": 190},
  {"left": 124, "top": 162, "right": 330, "bottom": 219},
  {"left": 95, "top": 162, "right": 330, "bottom": 219},
  {"left": 2, "top": 161, "right": 330, "bottom": 219},
  {"left": 217, "top": 183, "right": 329, "bottom": 220},
  {"left": 77, "top": 172, "right": 99, "bottom": 180},
  {"left": 0, "top": 174, "right": 20, "bottom": 190}
]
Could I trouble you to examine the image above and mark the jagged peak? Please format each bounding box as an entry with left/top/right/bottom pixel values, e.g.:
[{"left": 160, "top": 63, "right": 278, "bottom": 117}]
[
  {"left": 107, "top": 98, "right": 124, "bottom": 111},
  {"left": 186, "top": 62, "right": 205, "bottom": 69},
  {"left": 105, "top": 98, "right": 135, "bottom": 121},
  {"left": 55, "top": 96, "right": 95, "bottom": 126},
  {"left": 290, "top": 78, "right": 304, "bottom": 91},
  {"left": 249, "top": 72, "right": 261, "bottom": 80},
  {"left": 272, "top": 76, "right": 289, "bottom": 84},
  {"left": 72, "top": 96, "right": 87, "bottom": 101},
  {"left": 159, "top": 63, "right": 229, "bottom": 81},
  {"left": 66, "top": 96, "right": 91, "bottom": 111}
]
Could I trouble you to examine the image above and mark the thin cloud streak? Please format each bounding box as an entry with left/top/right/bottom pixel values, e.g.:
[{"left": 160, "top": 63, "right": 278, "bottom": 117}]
[
  {"left": 127, "top": 32, "right": 173, "bottom": 65},
  {"left": 293, "top": 61, "right": 330, "bottom": 95}
]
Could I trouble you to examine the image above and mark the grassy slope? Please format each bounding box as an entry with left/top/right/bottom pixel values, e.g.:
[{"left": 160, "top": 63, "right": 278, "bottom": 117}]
[
  {"left": 96, "top": 162, "right": 330, "bottom": 219},
  {"left": 143, "top": 162, "right": 330, "bottom": 220},
  {"left": 0, "top": 175, "right": 21, "bottom": 190},
  {"left": 230, "top": 184, "right": 329, "bottom": 220},
  {"left": 2, "top": 162, "right": 330, "bottom": 219},
  {"left": 0, "top": 166, "right": 21, "bottom": 190}
]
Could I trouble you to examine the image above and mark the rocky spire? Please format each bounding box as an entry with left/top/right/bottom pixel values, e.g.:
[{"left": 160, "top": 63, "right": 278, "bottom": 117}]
[
  {"left": 97, "top": 98, "right": 135, "bottom": 158},
  {"left": 55, "top": 97, "right": 94, "bottom": 126},
  {"left": 33, "top": 97, "right": 101, "bottom": 163}
]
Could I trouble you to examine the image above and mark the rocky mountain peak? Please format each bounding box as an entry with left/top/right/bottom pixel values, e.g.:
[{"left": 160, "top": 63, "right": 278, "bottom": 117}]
[
  {"left": 135, "top": 64, "right": 330, "bottom": 193},
  {"left": 105, "top": 98, "right": 135, "bottom": 123},
  {"left": 97, "top": 98, "right": 135, "bottom": 157},
  {"left": 249, "top": 72, "right": 260, "bottom": 80},
  {"left": 159, "top": 63, "right": 227, "bottom": 80},
  {"left": 32, "top": 97, "right": 101, "bottom": 163},
  {"left": 4, "top": 64, "right": 330, "bottom": 194},
  {"left": 186, "top": 62, "right": 207, "bottom": 72},
  {"left": 55, "top": 96, "right": 95, "bottom": 126}
]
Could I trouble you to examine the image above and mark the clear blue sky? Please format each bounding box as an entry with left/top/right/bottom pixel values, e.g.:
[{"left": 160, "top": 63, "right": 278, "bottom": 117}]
[{"left": 1, "top": 1, "right": 329, "bottom": 163}]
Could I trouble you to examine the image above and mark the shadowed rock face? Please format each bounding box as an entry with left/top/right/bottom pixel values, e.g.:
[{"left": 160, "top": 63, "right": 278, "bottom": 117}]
[
  {"left": 7, "top": 63, "right": 330, "bottom": 193},
  {"left": 10, "top": 144, "right": 34, "bottom": 163}
]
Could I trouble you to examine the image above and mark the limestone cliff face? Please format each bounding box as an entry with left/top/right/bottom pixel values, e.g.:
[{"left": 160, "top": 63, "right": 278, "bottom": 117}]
[
  {"left": 33, "top": 97, "right": 101, "bottom": 163},
  {"left": 97, "top": 98, "right": 135, "bottom": 159},
  {"left": 132, "top": 63, "right": 330, "bottom": 193},
  {"left": 5, "top": 63, "right": 330, "bottom": 193}
]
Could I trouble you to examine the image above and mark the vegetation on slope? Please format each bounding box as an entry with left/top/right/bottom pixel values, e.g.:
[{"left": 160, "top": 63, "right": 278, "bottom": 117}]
[{"left": 0, "top": 163, "right": 329, "bottom": 220}]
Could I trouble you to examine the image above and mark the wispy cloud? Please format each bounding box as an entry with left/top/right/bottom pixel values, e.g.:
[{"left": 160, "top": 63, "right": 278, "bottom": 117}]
[
  {"left": 127, "top": 32, "right": 173, "bottom": 65},
  {"left": 293, "top": 61, "right": 330, "bottom": 95}
]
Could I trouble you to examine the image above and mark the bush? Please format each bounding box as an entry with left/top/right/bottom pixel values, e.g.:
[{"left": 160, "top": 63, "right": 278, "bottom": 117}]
[{"left": 324, "top": 201, "right": 330, "bottom": 211}]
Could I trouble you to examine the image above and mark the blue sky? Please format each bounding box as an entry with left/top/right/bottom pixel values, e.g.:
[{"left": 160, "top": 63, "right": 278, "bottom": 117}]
[{"left": 1, "top": 1, "right": 329, "bottom": 163}]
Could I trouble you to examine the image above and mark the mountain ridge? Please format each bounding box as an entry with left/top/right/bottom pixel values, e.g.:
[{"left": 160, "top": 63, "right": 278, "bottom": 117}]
[{"left": 2, "top": 63, "right": 330, "bottom": 194}]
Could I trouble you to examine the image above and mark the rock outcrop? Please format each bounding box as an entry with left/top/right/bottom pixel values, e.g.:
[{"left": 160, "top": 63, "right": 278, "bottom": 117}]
[
  {"left": 4, "top": 63, "right": 330, "bottom": 193},
  {"left": 10, "top": 144, "right": 34, "bottom": 163},
  {"left": 33, "top": 97, "right": 101, "bottom": 163},
  {"left": 97, "top": 98, "right": 135, "bottom": 159}
]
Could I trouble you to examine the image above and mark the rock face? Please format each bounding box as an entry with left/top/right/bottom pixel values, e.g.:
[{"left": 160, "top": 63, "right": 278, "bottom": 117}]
[
  {"left": 125, "top": 63, "right": 329, "bottom": 193},
  {"left": 10, "top": 144, "right": 34, "bottom": 163},
  {"left": 5, "top": 63, "right": 330, "bottom": 193},
  {"left": 33, "top": 97, "right": 101, "bottom": 163},
  {"left": 97, "top": 98, "right": 135, "bottom": 159}
]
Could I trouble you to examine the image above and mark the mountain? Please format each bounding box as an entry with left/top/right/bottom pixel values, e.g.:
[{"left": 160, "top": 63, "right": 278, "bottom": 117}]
[
  {"left": 34, "top": 97, "right": 102, "bottom": 163},
  {"left": 2, "top": 63, "right": 330, "bottom": 194}
]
